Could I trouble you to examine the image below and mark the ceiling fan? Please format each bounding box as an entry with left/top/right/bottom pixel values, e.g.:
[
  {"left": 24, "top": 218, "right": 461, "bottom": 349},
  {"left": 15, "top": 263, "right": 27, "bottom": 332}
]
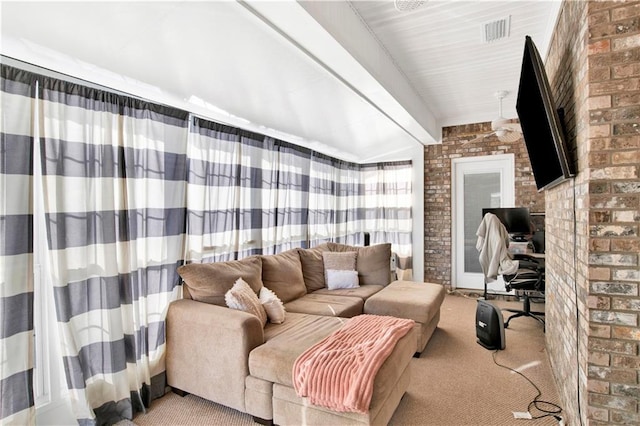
[{"left": 467, "top": 91, "right": 522, "bottom": 144}]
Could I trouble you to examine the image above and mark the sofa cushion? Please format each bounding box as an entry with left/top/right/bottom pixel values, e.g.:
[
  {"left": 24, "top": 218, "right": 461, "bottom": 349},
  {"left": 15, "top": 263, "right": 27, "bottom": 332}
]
[
  {"left": 259, "top": 287, "right": 286, "bottom": 324},
  {"left": 177, "top": 256, "right": 263, "bottom": 306},
  {"left": 284, "top": 293, "right": 363, "bottom": 318},
  {"left": 261, "top": 249, "right": 307, "bottom": 303},
  {"left": 298, "top": 245, "right": 330, "bottom": 292},
  {"left": 226, "top": 278, "right": 268, "bottom": 326},
  {"left": 249, "top": 313, "right": 345, "bottom": 387},
  {"left": 312, "top": 284, "right": 384, "bottom": 300},
  {"left": 326, "top": 242, "right": 392, "bottom": 286},
  {"left": 364, "top": 281, "right": 445, "bottom": 325},
  {"left": 249, "top": 312, "right": 416, "bottom": 397}
]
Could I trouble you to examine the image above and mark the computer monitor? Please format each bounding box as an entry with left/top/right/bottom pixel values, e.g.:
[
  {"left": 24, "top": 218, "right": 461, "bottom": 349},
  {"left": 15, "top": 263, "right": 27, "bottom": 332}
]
[{"left": 482, "top": 207, "right": 532, "bottom": 240}]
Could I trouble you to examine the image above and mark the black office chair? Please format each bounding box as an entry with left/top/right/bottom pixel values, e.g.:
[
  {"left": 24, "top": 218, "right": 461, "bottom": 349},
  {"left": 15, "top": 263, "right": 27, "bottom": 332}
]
[
  {"left": 502, "top": 255, "right": 545, "bottom": 330},
  {"left": 477, "top": 212, "right": 545, "bottom": 330}
]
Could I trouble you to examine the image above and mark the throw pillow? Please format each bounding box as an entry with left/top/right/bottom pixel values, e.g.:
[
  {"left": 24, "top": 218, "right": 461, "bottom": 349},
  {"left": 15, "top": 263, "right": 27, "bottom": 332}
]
[
  {"left": 177, "top": 256, "right": 263, "bottom": 306},
  {"left": 322, "top": 251, "right": 358, "bottom": 288},
  {"left": 259, "top": 287, "right": 286, "bottom": 324},
  {"left": 325, "top": 269, "right": 360, "bottom": 290},
  {"left": 225, "top": 278, "right": 268, "bottom": 326},
  {"left": 260, "top": 249, "right": 307, "bottom": 303},
  {"left": 322, "top": 251, "right": 357, "bottom": 271},
  {"left": 355, "top": 243, "right": 392, "bottom": 286},
  {"left": 297, "top": 244, "right": 331, "bottom": 292}
]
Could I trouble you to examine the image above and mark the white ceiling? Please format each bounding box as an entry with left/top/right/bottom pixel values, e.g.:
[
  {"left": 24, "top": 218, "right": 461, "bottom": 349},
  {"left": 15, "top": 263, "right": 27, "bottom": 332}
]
[{"left": 0, "top": 1, "right": 561, "bottom": 162}]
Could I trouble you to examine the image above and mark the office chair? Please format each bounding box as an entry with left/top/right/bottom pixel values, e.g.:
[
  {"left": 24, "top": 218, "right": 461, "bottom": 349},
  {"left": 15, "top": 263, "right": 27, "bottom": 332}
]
[
  {"left": 476, "top": 212, "right": 545, "bottom": 330},
  {"left": 502, "top": 255, "right": 545, "bottom": 329}
]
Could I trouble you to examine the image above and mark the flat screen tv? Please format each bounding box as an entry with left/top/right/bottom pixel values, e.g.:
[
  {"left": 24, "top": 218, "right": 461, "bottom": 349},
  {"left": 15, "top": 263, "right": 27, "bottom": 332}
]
[{"left": 516, "top": 36, "right": 575, "bottom": 191}]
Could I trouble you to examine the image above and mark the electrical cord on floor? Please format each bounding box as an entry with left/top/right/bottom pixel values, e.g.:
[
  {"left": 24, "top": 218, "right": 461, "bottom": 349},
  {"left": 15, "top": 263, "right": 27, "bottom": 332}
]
[{"left": 492, "top": 350, "right": 563, "bottom": 423}]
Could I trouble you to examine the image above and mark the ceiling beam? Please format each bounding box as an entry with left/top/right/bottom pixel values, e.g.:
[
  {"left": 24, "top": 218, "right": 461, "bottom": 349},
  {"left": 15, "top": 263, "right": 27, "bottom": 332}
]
[{"left": 243, "top": 0, "right": 440, "bottom": 145}]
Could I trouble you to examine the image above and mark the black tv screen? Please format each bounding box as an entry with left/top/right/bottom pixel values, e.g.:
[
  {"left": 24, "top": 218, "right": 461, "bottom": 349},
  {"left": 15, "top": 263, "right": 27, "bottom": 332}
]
[{"left": 516, "top": 36, "right": 574, "bottom": 191}]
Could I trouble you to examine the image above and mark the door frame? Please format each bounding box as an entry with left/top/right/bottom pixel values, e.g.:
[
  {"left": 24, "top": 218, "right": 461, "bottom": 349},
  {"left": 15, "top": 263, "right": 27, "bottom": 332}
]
[{"left": 451, "top": 154, "right": 515, "bottom": 291}]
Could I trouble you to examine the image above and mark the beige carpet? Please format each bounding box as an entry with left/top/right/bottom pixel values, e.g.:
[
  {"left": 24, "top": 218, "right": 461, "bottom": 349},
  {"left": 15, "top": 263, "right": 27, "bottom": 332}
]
[{"left": 133, "top": 293, "right": 562, "bottom": 425}]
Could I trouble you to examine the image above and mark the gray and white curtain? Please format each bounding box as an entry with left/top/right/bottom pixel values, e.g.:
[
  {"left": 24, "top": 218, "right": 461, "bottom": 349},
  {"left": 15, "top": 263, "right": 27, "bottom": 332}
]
[
  {"left": 0, "top": 65, "right": 36, "bottom": 425},
  {"left": 0, "top": 62, "right": 413, "bottom": 424},
  {"left": 308, "top": 153, "right": 363, "bottom": 247},
  {"left": 185, "top": 119, "right": 312, "bottom": 263},
  {"left": 362, "top": 161, "right": 413, "bottom": 279},
  {"left": 39, "top": 79, "right": 189, "bottom": 423}
]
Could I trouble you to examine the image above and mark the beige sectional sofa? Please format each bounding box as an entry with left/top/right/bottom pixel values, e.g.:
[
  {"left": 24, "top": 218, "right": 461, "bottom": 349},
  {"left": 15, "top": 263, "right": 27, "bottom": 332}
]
[{"left": 166, "top": 243, "right": 445, "bottom": 425}]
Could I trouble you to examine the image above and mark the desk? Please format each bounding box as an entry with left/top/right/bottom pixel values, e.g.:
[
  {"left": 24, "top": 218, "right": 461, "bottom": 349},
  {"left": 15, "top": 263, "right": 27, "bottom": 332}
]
[{"left": 520, "top": 253, "right": 545, "bottom": 260}]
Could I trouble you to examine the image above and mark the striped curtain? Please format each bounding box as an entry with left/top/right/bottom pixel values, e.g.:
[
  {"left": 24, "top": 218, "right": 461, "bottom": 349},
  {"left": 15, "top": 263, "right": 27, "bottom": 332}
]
[
  {"left": 39, "top": 78, "right": 189, "bottom": 424},
  {"left": 0, "top": 66, "right": 36, "bottom": 425},
  {"left": 185, "top": 118, "right": 312, "bottom": 263},
  {"left": 1, "top": 62, "right": 413, "bottom": 424},
  {"left": 362, "top": 161, "right": 413, "bottom": 279},
  {"left": 308, "top": 153, "right": 364, "bottom": 247}
]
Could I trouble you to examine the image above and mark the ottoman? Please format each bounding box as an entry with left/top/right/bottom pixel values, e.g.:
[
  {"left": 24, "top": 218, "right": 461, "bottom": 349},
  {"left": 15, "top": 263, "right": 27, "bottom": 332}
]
[{"left": 364, "top": 280, "right": 446, "bottom": 355}]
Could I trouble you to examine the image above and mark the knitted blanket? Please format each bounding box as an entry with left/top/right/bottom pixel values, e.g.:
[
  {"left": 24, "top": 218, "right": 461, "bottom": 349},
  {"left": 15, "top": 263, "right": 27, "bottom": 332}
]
[{"left": 292, "top": 314, "right": 415, "bottom": 413}]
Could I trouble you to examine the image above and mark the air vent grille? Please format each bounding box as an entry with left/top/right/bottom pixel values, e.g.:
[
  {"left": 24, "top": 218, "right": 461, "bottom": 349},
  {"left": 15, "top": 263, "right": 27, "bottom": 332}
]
[{"left": 482, "top": 16, "right": 511, "bottom": 43}]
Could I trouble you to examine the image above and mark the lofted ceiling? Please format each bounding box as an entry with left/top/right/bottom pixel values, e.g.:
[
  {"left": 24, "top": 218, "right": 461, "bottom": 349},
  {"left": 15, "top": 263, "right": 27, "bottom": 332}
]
[{"left": 0, "top": 1, "right": 561, "bottom": 162}]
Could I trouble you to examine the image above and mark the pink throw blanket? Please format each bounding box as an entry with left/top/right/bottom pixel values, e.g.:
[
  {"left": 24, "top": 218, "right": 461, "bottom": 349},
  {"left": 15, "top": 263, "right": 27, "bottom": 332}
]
[{"left": 292, "top": 314, "right": 415, "bottom": 413}]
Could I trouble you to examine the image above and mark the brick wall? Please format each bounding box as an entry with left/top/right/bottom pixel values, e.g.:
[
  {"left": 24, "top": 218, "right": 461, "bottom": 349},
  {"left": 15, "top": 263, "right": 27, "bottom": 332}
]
[
  {"left": 424, "top": 122, "right": 544, "bottom": 286},
  {"left": 423, "top": 2, "right": 639, "bottom": 424},
  {"left": 539, "top": 1, "right": 640, "bottom": 424},
  {"left": 543, "top": 0, "right": 590, "bottom": 424}
]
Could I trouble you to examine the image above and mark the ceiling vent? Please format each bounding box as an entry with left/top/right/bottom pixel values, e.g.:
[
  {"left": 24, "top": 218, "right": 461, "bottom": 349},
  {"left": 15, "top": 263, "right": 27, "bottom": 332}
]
[{"left": 482, "top": 16, "right": 511, "bottom": 43}]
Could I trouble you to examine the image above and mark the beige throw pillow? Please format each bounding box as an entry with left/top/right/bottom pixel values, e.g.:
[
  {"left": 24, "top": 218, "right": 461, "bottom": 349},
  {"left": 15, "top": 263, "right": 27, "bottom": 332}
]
[
  {"left": 177, "top": 256, "right": 263, "bottom": 306},
  {"left": 298, "top": 245, "right": 331, "bottom": 292},
  {"left": 225, "top": 278, "right": 267, "bottom": 326},
  {"left": 259, "top": 287, "right": 286, "bottom": 324},
  {"left": 322, "top": 251, "right": 358, "bottom": 290},
  {"left": 260, "top": 249, "right": 307, "bottom": 303}
]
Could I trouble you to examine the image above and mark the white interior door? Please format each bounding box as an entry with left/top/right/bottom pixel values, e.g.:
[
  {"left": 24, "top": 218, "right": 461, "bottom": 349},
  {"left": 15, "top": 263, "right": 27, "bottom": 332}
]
[{"left": 452, "top": 154, "right": 514, "bottom": 291}]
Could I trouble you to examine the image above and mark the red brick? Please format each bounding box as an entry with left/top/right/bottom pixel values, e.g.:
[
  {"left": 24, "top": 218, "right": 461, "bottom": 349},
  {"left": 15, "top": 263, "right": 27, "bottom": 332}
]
[
  {"left": 589, "top": 39, "right": 611, "bottom": 54},
  {"left": 612, "top": 355, "right": 640, "bottom": 369},
  {"left": 611, "top": 3, "right": 640, "bottom": 20},
  {"left": 588, "top": 406, "right": 609, "bottom": 422},
  {"left": 589, "top": 350, "right": 611, "bottom": 366},
  {"left": 588, "top": 295, "right": 612, "bottom": 309},
  {"left": 611, "top": 239, "right": 640, "bottom": 252},
  {"left": 590, "top": 267, "right": 612, "bottom": 280},
  {"left": 590, "top": 78, "right": 640, "bottom": 96},
  {"left": 613, "top": 92, "right": 640, "bottom": 107},
  {"left": 589, "top": 379, "right": 610, "bottom": 394},
  {"left": 612, "top": 150, "right": 640, "bottom": 164},
  {"left": 612, "top": 62, "right": 640, "bottom": 78},
  {"left": 612, "top": 326, "right": 640, "bottom": 340}
]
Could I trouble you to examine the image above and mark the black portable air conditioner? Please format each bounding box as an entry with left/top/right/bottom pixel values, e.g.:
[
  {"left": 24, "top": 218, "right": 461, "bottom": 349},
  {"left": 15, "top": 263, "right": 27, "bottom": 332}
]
[{"left": 476, "top": 300, "right": 505, "bottom": 350}]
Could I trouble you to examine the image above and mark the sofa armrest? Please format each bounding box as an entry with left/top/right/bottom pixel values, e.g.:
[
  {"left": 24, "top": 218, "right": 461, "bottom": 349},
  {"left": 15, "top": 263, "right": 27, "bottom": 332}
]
[{"left": 166, "top": 298, "right": 264, "bottom": 412}]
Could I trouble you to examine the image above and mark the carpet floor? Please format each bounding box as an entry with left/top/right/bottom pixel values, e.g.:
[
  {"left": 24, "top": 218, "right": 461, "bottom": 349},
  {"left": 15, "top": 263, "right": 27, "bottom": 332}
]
[{"left": 132, "top": 293, "right": 563, "bottom": 425}]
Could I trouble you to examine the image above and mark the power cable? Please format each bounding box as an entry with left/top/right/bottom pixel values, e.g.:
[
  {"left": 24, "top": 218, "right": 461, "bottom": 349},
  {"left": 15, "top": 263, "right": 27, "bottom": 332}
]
[{"left": 492, "top": 350, "right": 563, "bottom": 423}]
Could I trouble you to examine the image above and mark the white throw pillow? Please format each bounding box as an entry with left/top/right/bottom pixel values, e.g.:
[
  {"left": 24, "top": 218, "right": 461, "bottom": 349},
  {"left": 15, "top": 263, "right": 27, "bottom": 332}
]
[
  {"left": 325, "top": 269, "right": 360, "bottom": 290},
  {"left": 259, "top": 287, "right": 286, "bottom": 324},
  {"left": 225, "top": 278, "right": 267, "bottom": 326}
]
